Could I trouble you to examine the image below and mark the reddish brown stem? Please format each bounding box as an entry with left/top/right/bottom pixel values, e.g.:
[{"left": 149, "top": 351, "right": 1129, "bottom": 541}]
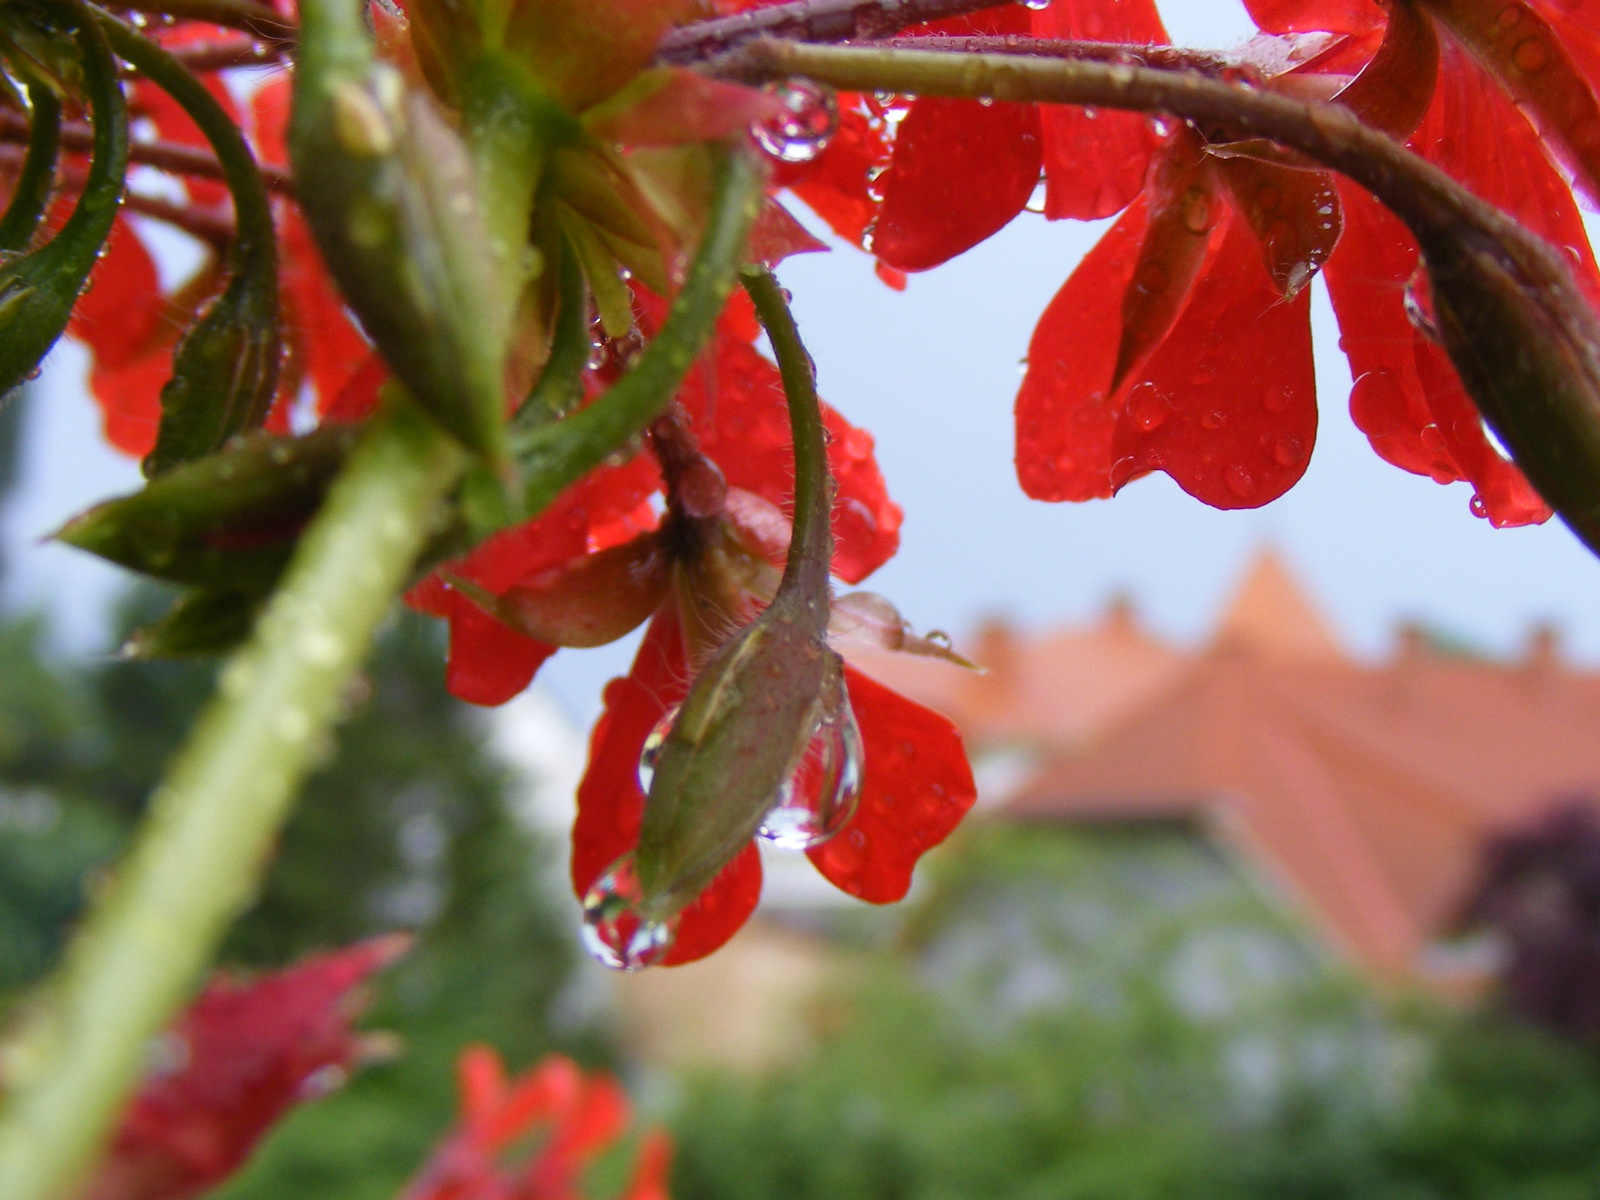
[
  {"left": 110, "top": 0, "right": 294, "bottom": 42},
  {"left": 657, "top": 0, "right": 1014, "bottom": 64},
  {"left": 872, "top": 34, "right": 1233, "bottom": 73},
  {"left": 0, "top": 107, "right": 294, "bottom": 193},
  {"left": 168, "top": 36, "right": 289, "bottom": 70}
]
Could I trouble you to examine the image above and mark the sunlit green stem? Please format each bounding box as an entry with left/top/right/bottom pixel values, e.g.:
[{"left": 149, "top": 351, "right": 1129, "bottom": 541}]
[{"left": 0, "top": 399, "right": 464, "bottom": 1200}]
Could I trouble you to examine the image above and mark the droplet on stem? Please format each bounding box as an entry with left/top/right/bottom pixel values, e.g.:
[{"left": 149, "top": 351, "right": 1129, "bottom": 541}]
[
  {"left": 759, "top": 699, "right": 864, "bottom": 850},
  {"left": 580, "top": 853, "right": 677, "bottom": 971}
]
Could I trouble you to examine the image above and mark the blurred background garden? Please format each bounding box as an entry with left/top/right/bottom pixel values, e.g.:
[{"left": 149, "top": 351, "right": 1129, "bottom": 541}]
[{"left": 9, "top": 361, "right": 1600, "bottom": 1199}]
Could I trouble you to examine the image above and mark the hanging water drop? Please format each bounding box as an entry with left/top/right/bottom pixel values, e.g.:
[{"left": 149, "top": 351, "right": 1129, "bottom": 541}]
[
  {"left": 1402, "top": 265, "right": 1442, "bottom": 343},
  {"left": 637, "top": 704, "right": 678, "bottom": 794},
  {"left": 758, "top": 699, "right": 865, "bottom": 850},
  {"left": 580, "top": 853, "right": 677, "bottom": 971},
  {"left": 1020, "top": 0, "right": 1050, "bottom": 9},
  {"left": 753, "top": 81, "right": 839, "bottom": 163}
]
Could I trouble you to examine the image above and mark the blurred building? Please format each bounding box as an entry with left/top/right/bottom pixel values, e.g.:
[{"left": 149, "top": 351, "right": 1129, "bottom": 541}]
[
  {"left": 858, "top": 548, "right": 1600, "bottom": 997},
  {"left": 586, "top": 550, "right": 1600, "bottom": 1068}
]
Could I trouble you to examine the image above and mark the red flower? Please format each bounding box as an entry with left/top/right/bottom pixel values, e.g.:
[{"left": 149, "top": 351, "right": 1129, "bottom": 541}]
[
  {"left": 398, "top": 1046, "right": 672, "bottom": 1200},
  {"left": 571, "top": 599, "right": 976, "bottom": 967},
  {"left": 84, "top": 936, "right": 407, "bottom": 1200},
  {"left": 1012, "top": 0, "right": 1600, "bottom": 525}
]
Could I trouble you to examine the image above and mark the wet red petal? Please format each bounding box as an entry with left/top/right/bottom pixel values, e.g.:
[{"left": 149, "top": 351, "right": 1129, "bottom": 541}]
[
  {"left": 808, "top": 667, "right": 975, "bottom": 904},
  {"left": 1417, "top": 41, "right": 1600, "bottom": 309},
  {"left": 1033, "top": 0, "right": 1169, "bottom": 220},
  {"left": 68, "top": 216, "right": 162, "bottom": 370},
  {"left": 1243, "top": 0, "right": 1383, "bottom": 34},
  {"left": 1425, "top": 0, "right": 1600, "bottom": 208},
  {"left": 787, "top": 103, "right": 888, "bottom": 246},
  {"left": 90, "top": 354, "right": 168, "bottom": 459},
  {"left": 679, "top": 325, "right": 901, "bottom": 583},
  {"left": 320, "top": 352, "right": 387, "bottom": 425},
  {"left": 1113, "top": 134, "right": 1215, "bottom": 388},
  {"left": 1326, "top": 182, "right": 1551, "bottom": 525},
  {"left": 1118, "top": 210, "right": 1317, "bottom": 509},
  {"left": 571, "top": 610, "right": 763, "bottom": 966},
  {"left": 1016, "top": 198, "right": 1149, "bottom": 502},
  {"left": 1213, "top": 154, "right": 1343, "bottom": 297},
  {"left": 872, "top": 97, "right": 1040, "bottom": 271},
  {"left": 444, "top": 589, "right": 556, "bottom": 706},
  {"left": 87, "top": 937, "right": 405, "bottom": 1200},
  {"left": 747, "top": 199, "right": 829, "bottom": 266},
  {"left": 132, "top": 75, "right": 239, "bottom": 208},
  {"left": 1333, "top": 0, "right": 1440, "bottom": 138}
]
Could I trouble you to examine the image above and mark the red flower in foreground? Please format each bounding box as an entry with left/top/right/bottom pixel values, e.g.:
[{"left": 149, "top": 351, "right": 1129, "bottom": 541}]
[
  {"left": 398, "top": 1046, "right": 672, "bottom": 1200},
  {"left": 84, "top": 936, "right": 407, "bottom": 1200},
  {"left": 571, "top": 599, "right": 976, "bottom": 967}
]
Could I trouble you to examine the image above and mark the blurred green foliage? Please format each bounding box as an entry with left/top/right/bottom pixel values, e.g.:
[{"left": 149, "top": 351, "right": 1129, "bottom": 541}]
[
  {"left": 0, "top": 576, "right": 590, "bottom": 1199},
  {"left": 670, "top": 827, "right": 1600, "bottom": 1200}
]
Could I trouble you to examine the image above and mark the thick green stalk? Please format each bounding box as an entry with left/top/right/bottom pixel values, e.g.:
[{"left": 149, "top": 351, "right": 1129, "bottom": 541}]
[
  {"left": 515, "top": 143, "right": 765, "bottom": 515},
  {"left": 0, "top": 399, "right": 464, "bottom": 1200}
]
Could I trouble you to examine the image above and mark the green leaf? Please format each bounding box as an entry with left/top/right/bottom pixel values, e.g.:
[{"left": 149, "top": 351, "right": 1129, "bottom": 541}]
[{"left": 121, "top": 588, "right": 260, "bottom": 659}]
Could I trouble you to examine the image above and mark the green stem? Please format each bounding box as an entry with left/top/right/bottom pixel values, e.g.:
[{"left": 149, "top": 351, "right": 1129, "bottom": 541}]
[
  {"left": 515, "top": 143, "right": 764, "bottom": 516},
  {"left": 96, "top": 11, "right": 275, "bottom": 274},
  {"left": 514, "top": 233, "right": 590, "bottom": 427},
  {"left": 0, "top": 400, "right": 464, "bottom": 1200},
  {"left": 740, "top": 264, "right": 831, "bottom": 613},
  {"left": 0, "top": 79, "right": 60, "bottom": 253}
]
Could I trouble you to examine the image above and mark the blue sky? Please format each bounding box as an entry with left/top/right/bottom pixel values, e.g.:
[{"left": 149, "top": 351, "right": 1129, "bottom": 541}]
[{"left": 8, "top": 0, "right": 1600, "bottom": 725}]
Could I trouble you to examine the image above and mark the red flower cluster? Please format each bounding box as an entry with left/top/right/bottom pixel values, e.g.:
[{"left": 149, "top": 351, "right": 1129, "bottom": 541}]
[
  {"left": 397, "top": 1046, "right": 671, "bottom": 1200},
  {"left": 83, "top": 937, "right": 406, "bottom": 1200}
]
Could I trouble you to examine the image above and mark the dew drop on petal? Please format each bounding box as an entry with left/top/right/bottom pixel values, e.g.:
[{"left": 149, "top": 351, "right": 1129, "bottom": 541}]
[
  {"left": 1020, "top": 0, "right": 1049, "bottom": 9},
  {"left": 637, "top": 704, "right": 678, "bottom": 795},
  {"left": 759, "top": 699, "right": 864, "bottom": 850},
  {"left": 580, "top": 853, "right": 677, "bottom": 971},
  {"left": 1470, "top": 492, "right": 1489, "bottom": 519},
  {"left": 1127, "top": 380, "right": 1172, "bottom": 431},
  {"left": 1402, "top": 266, "right": 1441, "bottom": 343},
  {"left": 753, "top": 81, "right": 839, "bottom": 163}
]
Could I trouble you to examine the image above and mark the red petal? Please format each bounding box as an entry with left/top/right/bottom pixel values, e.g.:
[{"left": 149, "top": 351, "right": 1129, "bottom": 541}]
[
  {"left": 872, "top": 97, "right": 1040, "bottom": 271},
  {"left": 321, "top": 352, "right": 387, "bottom": 425},
  {"left": 620, "top": 1129, "right": 675, "bottom": 1200},
  {"left": 1033, "top": 0, "right": 1169, "bottom": 220},
  {"left": 679, "top": 324, "right": 902, "bottom": 583},
  {"left": 1119, "top": 209, "right": 1317, "bottom": 509},
  {"left": 1326, "top": 182, "right": 1551, "bottom": 525},
  {"left": 1113, "top": 133, "right": 1216, "bottom": 388},
  {"left": 1016, "top": 198, "right": 1150, "bottom": 502},
  {"left": 807, "top": 667, "right": 975, "bottom": 903},
  {"left": 1243, "top": 0, "right": 1381, "bottom": 34},
  {"left": 787, "top": 103, "right": 888, "bottom": 246},
  {"left": 1417, "top": 41, "right": 1600, "bottom": 309},
  {"left": 89, "top": 353, "right": 168, "bottom": 459},
  {"left": 1213, "top": 154, "right": 1343, "bottom": 297},
  {"left": 747, "top": 199, "right": 830, "bottom": 266},
  {"left": 87, "top": 937, "right": 406, "bottom": 1200},
  {"left": 444, "top": 589, "right": 555, "bottom": 706},
  {"left": 68, "top": 216, "right": 162, "bottom": 370},
  {"left": 571, "top": 611, "right": 763, "bottom": 965},
  {"left": 1426, "top": 0, "right": 1600, "bottom": 208},
  {"left": 1333, "top": 0, "right": 1440, "bottom": 138}
]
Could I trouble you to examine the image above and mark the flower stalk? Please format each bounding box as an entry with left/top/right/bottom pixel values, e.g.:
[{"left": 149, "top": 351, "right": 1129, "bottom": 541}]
[{"left": 0, "top": 398, "right": 465, "bottom": 1200}]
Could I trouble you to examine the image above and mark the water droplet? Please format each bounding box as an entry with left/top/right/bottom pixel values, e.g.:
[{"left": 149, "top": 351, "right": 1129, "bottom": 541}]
[
  {"left": 1020, "top": 0, "right": 1049, "bottom": 9},
  {"left": 1226, "top": 464, "right": 1256, "bottom": 499},
  {"left": 1349, "top": 370, "right": 1406, "bottom": 437},
  {"left": 1127, "top": 380, "right": 1172, "bottom": 431},
  {"left": 637, "top": 705, "right": 677, "bottom": 794},
  {"left": 1263, "top": 384, "right": 1294, "bottom": 414},
  {"left": 753, "top": 81, "right": 839, "bottom": 163},
  {"left": 1181, "top": 191, "right": 1214, "bottom": 234},
  {"left": 1200, "top": 408, "right": 1227, "bottom": 431},
  {"left": 1512, "top": 36, "right": 1551, "bottom": 72},
  {"left": 1419, "top": 422, "right": 1447, "bottom": 452},
  {"left": 1403, "top": 266, "right": 1441, "bottom": 342},
  {"left": 759, "top": 699, "right": 864, "bottom": 850},
  {"left": 580, "top": 853, "right": 677, "bottom": 971},
  {"left": 1470, "top": 493, "right": 1489, "bottom": 519},
  {"left": 1497, "top": 3, "right": 1523, "bottom": 28}
]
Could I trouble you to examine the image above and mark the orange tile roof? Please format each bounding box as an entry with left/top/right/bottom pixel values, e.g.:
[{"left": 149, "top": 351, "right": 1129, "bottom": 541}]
[{"left": 873, "top": 548, "right": 1600, "bottom": 990}]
